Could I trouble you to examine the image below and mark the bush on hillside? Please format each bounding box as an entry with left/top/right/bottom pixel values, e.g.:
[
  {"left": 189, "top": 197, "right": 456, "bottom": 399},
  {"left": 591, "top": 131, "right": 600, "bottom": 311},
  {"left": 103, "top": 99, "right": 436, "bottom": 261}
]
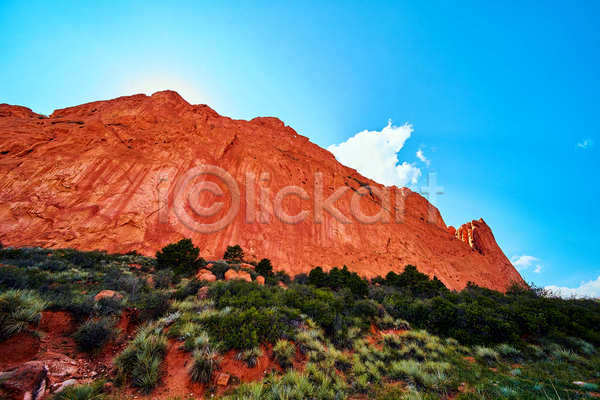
[
  {"left": 209, "top": 262, "right": 230, "bottom": 280},
  {"left": 256, "top": 258, "right": 273, "bottom": 277},
  {"left": 156, "top": 239, "right": 205, "bottom": 276},
  {"left": 273, "top": 339, "right": 296, "bottom": 368},
  {"left": 136, "top": 291, "right": 170, "bottom": 322},
  {"left": 0, "top": 289, "right": 46, "bottom": 340},
  {"left": 190, "top": 348, "right": 221, "bottom": 383},
  {"left": 203, "top": 307, "right": 293, "bottom": 350},
  {"left": 73, "top": 318, "right": 115, "bottom": 352},
  {"left": 223, "top": 244, "right": 244, "bottom": 263},
  {"left": 114, "top": 324, "right": 168, "bottom": 393}
]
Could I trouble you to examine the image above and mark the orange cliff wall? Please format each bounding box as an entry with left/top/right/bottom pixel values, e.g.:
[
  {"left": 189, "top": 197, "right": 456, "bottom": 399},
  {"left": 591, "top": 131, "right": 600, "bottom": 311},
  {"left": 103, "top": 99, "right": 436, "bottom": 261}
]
[{"left": 0, "top": 92, "right": 525, "bottom": 291}]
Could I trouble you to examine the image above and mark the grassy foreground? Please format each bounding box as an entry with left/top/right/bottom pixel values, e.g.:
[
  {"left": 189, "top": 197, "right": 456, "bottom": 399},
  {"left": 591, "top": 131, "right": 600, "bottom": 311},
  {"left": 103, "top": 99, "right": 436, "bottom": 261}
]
[{"left": 0, "top": 242, "right": 599, "bottom": 399}]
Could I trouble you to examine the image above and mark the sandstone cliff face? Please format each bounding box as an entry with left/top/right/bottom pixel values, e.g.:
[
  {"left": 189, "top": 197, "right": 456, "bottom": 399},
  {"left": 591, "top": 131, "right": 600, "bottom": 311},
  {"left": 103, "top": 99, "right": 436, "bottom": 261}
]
[{"left": 0, "top": 91, "right": 524, "bottom": 291}]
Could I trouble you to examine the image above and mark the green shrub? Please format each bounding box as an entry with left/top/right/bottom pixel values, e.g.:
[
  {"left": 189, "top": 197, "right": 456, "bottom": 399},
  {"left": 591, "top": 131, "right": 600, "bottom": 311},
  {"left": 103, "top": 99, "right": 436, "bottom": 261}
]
[
  {"left": 209, "top": 262, "right": 230, "bottom": 280},
  {"left": 156, "top": 239, "right": 205, "bottom": 276},
  {"left": 273, "top": 339, "right": 295, "bottom": 369},
  {"left": 96, "top": 295, "right": 123, "bottom": 316},
  {"left": 0, "top": 289, "right": 46, "bottom": 340},
  {"left": 203, "top": 307, "right": 292, "bottom": 350},
  {"left": 474, "top": 346, "right": 499, "bottom": 365},
  {"left": 308, "top": 265, "right": 369, "bottom": 297},
  {"left": 114, "top": 324, "right": 168, "bottom": 393},
  {"left": 154, "top": 269, "right": 174, "bottom": 289},
  {"left": 496, "top": 343, "right": 520, "bottom": 361},
  {"left": 236, "top": 346, "right": 263, "bottom": 367},
  {"left": 224, "top": 245, "right": 244, "bottom": 263},
  {"left": 73, "top": 318, "right": 115, "bottom": 352},
  {"left": 173, "top": 279, "right": 203, "bottom": 300},
  {"left": 256, "top": 258, "right": 273, "bottom": 277},
  {"left": 190, "top": 348, "right": 221, "bottom": 383},
  {"left": 389, "top": 360, "right": 453, "bottom": 392},
  {"left": 63, "top": 295, "right": 95, "bottom": 322},
  {"left": 136, "top": 291, "right": 170, "bottom": 322},
  {"left": 52, "top": 380, "right": 105, "bottom": 400},
  {"left": 551, "top": 346, "right": 584, "bottom": 363}
]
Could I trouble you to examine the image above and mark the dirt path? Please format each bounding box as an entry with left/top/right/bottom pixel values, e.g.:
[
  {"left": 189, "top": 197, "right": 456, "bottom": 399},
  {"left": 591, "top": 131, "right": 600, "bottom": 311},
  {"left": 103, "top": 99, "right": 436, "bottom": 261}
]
[{"left": 144, "top": 339, "right": 205, "bottom": 399}]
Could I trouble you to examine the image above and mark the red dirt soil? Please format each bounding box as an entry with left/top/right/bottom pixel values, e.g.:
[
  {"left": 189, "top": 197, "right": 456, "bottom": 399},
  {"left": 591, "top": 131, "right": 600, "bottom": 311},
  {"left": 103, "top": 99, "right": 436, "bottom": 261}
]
[
  {"left": 0, "top": 332, "right": 41, "bottom": 370},
  {"left": 143, "top": 339, "right": 205, "bottom": 400},
  {"left": 134, "top": 341, "right": 308, "bottom": 399},
  {"left": 39, "top": 311, "right": 76, "bottom": 336}
]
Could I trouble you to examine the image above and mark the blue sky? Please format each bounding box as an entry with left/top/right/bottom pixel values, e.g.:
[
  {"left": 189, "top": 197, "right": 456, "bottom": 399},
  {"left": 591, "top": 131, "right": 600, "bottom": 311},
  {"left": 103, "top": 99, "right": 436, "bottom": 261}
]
[{"left": 1, "top": 1, "right": 598, "bottom": 294}]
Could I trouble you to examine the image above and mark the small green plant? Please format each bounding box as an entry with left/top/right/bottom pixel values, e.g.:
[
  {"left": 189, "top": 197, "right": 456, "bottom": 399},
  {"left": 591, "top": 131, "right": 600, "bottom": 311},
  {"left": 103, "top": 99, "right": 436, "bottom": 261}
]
[
  {"left": 136, "top": 291, "right": 170, "bottom": 322},
  {"left": 474, "top": 345, "right": 500, "bottom": 365},
  {"left": 295, "top": 329, "right": 325, "bottom": 355},
  {"left": 52, "top": 380, "right": 105, "bottom": 400},
  {"left": 95, "top": 295, "right": 123, "bottom": 316},
  {"left": 114, "top": 324, "right": 168, "bottom": 393},
  {"left": 154, "top": 269, "right": 174, "bottom": 289},
  {"left": 551, "top": 346, "right": 584, "bottom": 363},
  {"left": 190, "top": 348, "right": 221, "bottom": 383},
  {"left": 73, "top": 318, "right": 115, "bottom": 352},
  {"left": 496, "top": 343, "right": 520, "bottom": 361},
  {"left": 0, "top": 289, "right": 46, "bottom": 340},
  {"left": 273, "top": 339, "right": 296, "bottom": 369},
  {"left": 236, "top": 346, "right": 263, "bottom": 368}
]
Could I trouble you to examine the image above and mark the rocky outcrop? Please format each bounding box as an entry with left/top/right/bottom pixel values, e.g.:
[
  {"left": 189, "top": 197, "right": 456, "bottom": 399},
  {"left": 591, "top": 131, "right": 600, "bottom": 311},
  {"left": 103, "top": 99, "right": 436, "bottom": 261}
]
[
  {"left": 455, "top": 219, "right": 495, "bottom": 256},
  {"left": 94, "top": 290, "right": 123, "bottom": 302},
  {"left": 0, "top": 361, "right": 48, "bottom": 400},
  {"left": 224, "top": 269, "right": 252, "bottom": 282},
  {"left": 195, "top": 269, "right": 217, "bottom": 282},
  {"left": 0, "top": 92, "right": 525, "bottom": 291}
]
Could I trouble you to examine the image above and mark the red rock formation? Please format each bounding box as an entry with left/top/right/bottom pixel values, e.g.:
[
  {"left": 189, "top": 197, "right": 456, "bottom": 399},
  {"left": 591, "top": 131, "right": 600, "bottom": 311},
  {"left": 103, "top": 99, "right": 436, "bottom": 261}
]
[
  {"left": 225, "top": 269, "right": 252, "bottom": 282},
  {"left": 0, "top": 92, "right": 524, "bottom": 291},
  {"left": 196, "top": 269, "right": 217, "bottom": 282}
]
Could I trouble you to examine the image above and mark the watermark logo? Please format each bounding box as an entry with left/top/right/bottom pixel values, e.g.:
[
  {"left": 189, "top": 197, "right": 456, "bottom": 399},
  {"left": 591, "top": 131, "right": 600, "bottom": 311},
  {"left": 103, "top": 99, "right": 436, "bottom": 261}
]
[{"left": 157, "top": 164, "right": 444, "bottom": 233}]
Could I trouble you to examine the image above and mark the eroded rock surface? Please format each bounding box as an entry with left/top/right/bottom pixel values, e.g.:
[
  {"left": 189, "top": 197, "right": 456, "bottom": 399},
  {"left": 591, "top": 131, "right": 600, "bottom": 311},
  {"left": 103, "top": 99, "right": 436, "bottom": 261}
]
[{"left": 0, "top": 92, "right": 524, "bottom": 291}]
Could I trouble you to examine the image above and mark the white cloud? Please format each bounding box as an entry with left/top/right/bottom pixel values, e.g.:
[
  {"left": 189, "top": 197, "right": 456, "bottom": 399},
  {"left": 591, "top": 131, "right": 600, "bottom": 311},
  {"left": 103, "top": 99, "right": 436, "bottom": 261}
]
[
  {"left": 577, "top": 138, "right": 593, "bottom": 149},
  {"left": 545, "top": 276, "right": 600, "bottom": 299},
  {"left": 327, "top": 120, "right": 421, "bottom": 187},
  {"left": 416, "top": 149, "right": 430, "bottom": 166},
  {"left": 511, "top": 255, "right": 542, "bottom": 274}
]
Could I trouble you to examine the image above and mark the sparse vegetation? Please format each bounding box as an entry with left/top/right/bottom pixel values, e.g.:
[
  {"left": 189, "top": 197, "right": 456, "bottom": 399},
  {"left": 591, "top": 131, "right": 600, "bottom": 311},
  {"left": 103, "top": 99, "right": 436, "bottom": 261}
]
[
  {"left": 273, "top": 339, "right": 295, "bottom": 369},
  {"left": 1, "top": 245, "right": 600, "bottom": 399},
  {"left": 190, "top": 347, "right": 221, "bottom": 384},
  {"left": 114, "top": 324, "right": 168, "bottom": 393},
  {"left": 0, "top": 289, "right": 46, "bottom": 340},
  {"left": 52, "top": 380, "right": 106, "bottom": 400},
  {"left": 73, "top": 317, "right": 115, "bottom": 353}
]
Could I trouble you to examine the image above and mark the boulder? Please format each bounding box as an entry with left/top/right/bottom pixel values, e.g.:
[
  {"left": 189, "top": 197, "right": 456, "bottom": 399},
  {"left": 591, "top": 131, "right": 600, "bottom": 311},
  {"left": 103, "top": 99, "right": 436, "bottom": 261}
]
[
  {"left": 216, "top": 372, "right": 230, "bottom": 386},
  {"left": 38, "top": 352, "right": 78, "bottom": 379},
  {"left": 255, "top": 276, "right": 265, "bottom": 285},
  {"left": 195, "top": 269, "right": 217, "bottom": 282},
  {"left": 93, "top": 290, "right": 123, "bottom": 302},
  {"left": 224, "top": 269, "right": 252, "bottom": 282},
  {"left": 0, "top": 361, "right": 48, "bottom": 400},
  {"left": 51, "top": 379, "right": 77, "bottom": 394}
]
